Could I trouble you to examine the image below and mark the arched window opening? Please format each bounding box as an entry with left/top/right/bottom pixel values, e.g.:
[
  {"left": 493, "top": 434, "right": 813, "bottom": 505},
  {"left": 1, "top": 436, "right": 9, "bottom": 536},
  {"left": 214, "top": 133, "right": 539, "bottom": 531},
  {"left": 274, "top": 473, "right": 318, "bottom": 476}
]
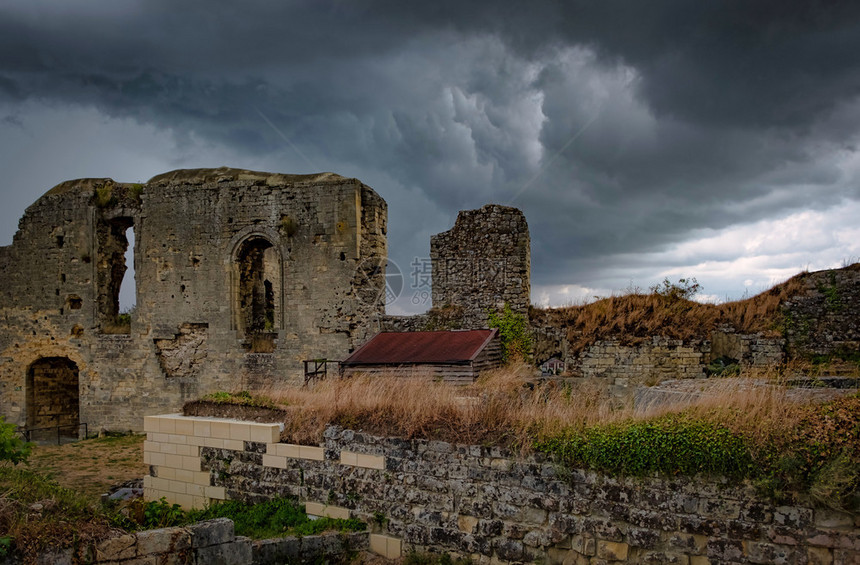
[
  {"left": 97, "top": 216, "right": 134, "bottom": 333},
  {"left": 235, "top": 236, "right": 281, "bottom": 336}
]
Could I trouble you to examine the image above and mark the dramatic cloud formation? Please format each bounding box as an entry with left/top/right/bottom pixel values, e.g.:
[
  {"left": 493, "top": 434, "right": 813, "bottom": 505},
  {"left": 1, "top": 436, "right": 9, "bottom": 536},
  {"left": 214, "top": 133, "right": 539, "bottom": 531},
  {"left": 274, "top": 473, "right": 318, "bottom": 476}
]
[{"left": 2, "top": 1, "right": 859, "bottom": 312}]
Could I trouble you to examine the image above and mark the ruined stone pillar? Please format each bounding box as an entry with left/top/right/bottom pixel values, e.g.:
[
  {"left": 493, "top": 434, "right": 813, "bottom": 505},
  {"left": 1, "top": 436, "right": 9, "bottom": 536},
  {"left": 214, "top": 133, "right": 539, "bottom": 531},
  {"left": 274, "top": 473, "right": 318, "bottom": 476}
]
[{"left": 430, "top": 204, "right": 530, "bottom": 329}]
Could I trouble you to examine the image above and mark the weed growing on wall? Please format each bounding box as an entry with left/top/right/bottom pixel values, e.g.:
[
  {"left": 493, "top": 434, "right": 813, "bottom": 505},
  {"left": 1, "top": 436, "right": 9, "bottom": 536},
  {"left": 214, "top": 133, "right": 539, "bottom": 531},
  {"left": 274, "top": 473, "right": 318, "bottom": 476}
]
[
  {"left": 488, "top": 303, "right": 532, "bottom": 363},
  {"left": 534, "top": 414, "right": 753, "bottom": 479}
]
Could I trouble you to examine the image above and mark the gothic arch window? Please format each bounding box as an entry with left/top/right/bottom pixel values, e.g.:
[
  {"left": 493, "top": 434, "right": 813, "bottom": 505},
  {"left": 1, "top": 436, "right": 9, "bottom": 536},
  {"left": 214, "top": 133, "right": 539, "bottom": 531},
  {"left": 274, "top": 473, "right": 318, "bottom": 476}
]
[{"left": 233, "top": 235, "right": 282, "bottom": 335}]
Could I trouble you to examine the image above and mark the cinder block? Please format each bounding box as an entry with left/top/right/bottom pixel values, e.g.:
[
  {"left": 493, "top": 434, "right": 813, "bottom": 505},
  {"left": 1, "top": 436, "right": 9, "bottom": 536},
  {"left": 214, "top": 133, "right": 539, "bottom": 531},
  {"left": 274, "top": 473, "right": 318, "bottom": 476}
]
[
  {"left": 248, "top": 423, "right": 281, "bottom": 444},
  {"left": 151, "top": 432, "right": 169, "bottom": 443},
  {"left": 268, "top": 443, "right": 301, "bottom": 458},
  {"left": 262, "top": 454, "right": 288, "bottom": 469},
  {"left": 174, "top": 493, "right": 194, "bottom": 510},
  {"left": 168, "top": 480, "right": 188, "bottom": 494},
  {"left": 143, "top": 487, "right": 160, "bottom": 500},
  {"left": 223, "top": 439, "right": 245, "bottom": 451},
  {"left": 340, "top": 451, "right": 358, "bottom": 466},
  {"left": 149, "top": 476, "right": 171, "bottom": 491},
  {"left": 193, "top": 419, "right": 211, "bottom": 438},
  {"left": 143, "top": 475, "right": 153, "bottom": 488},
  {"left": 204, "top": 437, "right": 224, "bottom": 449},
  {"left": 163, "top": 454, "right": 182, "bottom": 469},
  {"left": 210, "top": 421, "right": 231, "bottom": 439},
  {"left": 177, "top": 444, "right": 200, "bottom": 457},
  {"left": 167, "top": 434, "right": 188, "bottom": 445},
  {"left": 180, "top": 455, "right": 201, "bottom": 472},
  {"left": 143, "top": 451, "right": 152, "bottom": 465},
  {"left": 205, "top": 486, "right": 227, "bottom": 500},
  {"left": 186, "top": 483, "right": 205, "bottom": 497},
  {"left": 355, "top": 453, "right": 385, "bottom": 469},
  {"left": 191, "top": 471, "right": 212, "bottom": 486},
  {"left": 305, "top": 502, "right": 325, "bottom": 517},
  {"left": 158, "top": 467, "right": 177, "bottom": 480},
  {"left": 370, "top": 534, "right": 402, "bottom": 559},
  {"left": 158, "top": 417, "right": 176, "bottom": 434},
  {"left": 174, "top": 418, "right": 195, "bottom": 436},
  {"left": 303, "top": 502, "right": 350, "bottom": 520},
  {"left": 299, "top": 446, "right": 325, "bottom": 461},
  {"left": 229, "top": 423, "right": 251, "bottom": 442},
  {"left": 143, "top": 416, "right": 160, "bottom": 433},
  {"left": 149, "top": 452, "right": 166, "bottom": 467},
  {"left": 186, "top": 434, "right": 205, "bottom": 447}
]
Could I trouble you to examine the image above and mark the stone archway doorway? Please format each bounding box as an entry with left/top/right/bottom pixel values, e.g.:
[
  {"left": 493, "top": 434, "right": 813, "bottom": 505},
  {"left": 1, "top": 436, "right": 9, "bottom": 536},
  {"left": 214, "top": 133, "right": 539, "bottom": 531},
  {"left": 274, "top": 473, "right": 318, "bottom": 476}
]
[{"left": 26, "top": 357, "right": 80, "bottom": 439}]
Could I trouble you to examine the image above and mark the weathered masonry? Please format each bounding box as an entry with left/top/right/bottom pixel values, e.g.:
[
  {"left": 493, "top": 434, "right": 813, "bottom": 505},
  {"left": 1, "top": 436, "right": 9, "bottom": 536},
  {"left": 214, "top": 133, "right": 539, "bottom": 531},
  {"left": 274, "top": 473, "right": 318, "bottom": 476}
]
[
  {"left": 144, "top": 414, "right": 860, "bottom": 564},
  {"left": 431, "top": 204, "right": 531, "bottom": 329},
  {"left": 0, "top": 168, "right": 387, "bottom": 432}
]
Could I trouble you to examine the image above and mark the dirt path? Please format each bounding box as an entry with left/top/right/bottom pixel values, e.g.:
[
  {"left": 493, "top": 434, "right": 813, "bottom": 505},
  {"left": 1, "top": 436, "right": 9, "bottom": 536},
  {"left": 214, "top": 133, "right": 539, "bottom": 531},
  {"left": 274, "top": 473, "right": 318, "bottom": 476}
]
[{"left": 25, "top": 434, "right": 146, "bottom": 501}]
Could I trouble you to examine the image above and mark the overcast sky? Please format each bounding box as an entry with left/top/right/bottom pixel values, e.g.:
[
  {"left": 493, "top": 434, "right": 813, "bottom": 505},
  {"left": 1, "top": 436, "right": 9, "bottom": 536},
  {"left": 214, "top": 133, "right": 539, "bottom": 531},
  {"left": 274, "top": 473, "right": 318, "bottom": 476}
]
[{"left": 2, "top": 1, "right": 860, "bottom": 313}]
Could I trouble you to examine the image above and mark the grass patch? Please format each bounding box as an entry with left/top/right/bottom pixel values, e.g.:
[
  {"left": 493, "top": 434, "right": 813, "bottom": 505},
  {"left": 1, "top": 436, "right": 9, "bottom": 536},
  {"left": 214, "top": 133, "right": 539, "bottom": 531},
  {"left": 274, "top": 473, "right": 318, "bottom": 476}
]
[
  {"left": 200, "top": 390, "right": 279, "bottom": 409},
  {"left": 120, "top": 497, "right": 364, "bottom": 539},
  {"left": 0, "top": 466, "right": 121, "bottom": 561}
]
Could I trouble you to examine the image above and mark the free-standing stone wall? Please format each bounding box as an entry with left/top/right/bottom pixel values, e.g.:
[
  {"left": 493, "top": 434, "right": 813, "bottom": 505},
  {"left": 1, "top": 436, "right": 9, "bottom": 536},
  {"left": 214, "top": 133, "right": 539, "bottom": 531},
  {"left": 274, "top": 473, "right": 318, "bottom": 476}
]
[
  {"left": 0, "top": 168, "right": 387, "bottom": 432},
  {"left": 431, "top": 204, "right": 530, "bottom": 329},
  {"left": 144, "top": 414, "right": 860, "bottom": 564}
]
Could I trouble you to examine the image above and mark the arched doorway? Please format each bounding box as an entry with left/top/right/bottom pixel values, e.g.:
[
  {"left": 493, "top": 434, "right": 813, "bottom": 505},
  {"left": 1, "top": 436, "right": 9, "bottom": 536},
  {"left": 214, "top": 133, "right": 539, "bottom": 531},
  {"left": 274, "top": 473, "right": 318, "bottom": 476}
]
[{"left": 26, "top": 357, "right": 80, "bottom": 438}]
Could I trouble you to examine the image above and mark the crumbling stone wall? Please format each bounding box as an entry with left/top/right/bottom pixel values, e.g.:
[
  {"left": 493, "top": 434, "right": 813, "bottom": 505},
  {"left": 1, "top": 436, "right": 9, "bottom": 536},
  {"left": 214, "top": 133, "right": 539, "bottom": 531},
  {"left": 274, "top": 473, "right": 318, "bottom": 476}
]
[
  {"left": 431, "top": 204, "right": 530, "bottom": 329},
  {"left": 0, "top": 168, "right": 387, "bottom": 431},
  {"left": 144, "top": 415, "right": 860, "bottom": 564},
  {"left": 781, "top": 266, "right": 860, "bottom": 356}
]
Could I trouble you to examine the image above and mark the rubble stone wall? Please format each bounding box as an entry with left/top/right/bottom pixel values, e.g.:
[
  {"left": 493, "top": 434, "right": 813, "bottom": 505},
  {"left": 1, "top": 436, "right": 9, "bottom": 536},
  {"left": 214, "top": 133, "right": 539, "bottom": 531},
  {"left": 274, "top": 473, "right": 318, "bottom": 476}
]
[
  {"left": 143, "top": 415, "right": 860, "bottom": 564},
  {"left": 781, "top": 266, "right": 860, "bottom": 356},
  {"left": 431, "top": 204, "right": 530, "bottom": 329}
]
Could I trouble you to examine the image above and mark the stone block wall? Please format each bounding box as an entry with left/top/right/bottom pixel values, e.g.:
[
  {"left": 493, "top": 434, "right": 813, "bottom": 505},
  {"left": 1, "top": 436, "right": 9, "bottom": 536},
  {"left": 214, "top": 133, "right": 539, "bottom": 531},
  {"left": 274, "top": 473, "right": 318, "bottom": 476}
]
[
  {"left": 21, "top": 518, "right": 252, "bottom": 565},
  {"left": 0, "top": 168, "right": 387, "bottom": 432},
  {"left": 781, "top": 267, "right": 860, "bottom": 356},
  {"left": 431, "top": 205, "right": 530, "bottom": 329},
  {"left": 144, "top": 415, "right": 860, "bottom": 564}
]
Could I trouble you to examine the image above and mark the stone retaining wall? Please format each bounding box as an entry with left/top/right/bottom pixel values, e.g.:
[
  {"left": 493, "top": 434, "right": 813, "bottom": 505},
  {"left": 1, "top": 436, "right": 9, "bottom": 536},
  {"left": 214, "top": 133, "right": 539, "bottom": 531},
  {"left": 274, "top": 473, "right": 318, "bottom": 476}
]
[
  {"left": 144, "top": 414, "right": 860, "bottom": 564},
  {"left": 7, "top": 519, "right": 368, "bottom": 565}
]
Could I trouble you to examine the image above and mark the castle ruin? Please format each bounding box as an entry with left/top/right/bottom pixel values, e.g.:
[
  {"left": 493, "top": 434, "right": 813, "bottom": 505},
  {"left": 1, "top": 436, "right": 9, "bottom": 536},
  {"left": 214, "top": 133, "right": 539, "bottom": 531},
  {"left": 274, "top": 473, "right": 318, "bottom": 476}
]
[
  {"left": 0, "top": 168, "right": 530, "bottom": 434},
  {"left": 0, "top": 168, "right": 389, "bottom": 433}
]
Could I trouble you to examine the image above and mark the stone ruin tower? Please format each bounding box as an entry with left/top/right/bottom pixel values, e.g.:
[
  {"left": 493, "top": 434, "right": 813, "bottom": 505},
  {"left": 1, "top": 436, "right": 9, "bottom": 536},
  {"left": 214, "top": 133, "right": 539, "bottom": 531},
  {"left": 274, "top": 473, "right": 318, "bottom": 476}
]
[
  {"left": 0, "top": 168, "right": 387, "bottom": 433},
  {"left": 430, "top": 204, "right": 530, "bottom": 328}
]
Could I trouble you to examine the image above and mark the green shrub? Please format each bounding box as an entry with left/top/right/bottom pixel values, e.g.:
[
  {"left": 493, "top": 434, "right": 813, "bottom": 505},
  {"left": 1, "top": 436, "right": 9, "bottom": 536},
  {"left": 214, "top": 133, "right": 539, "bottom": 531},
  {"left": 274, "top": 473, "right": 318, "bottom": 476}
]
[
  {"left": 187, "top": 498, "right": 364, "bottom": 539},
  {"left": 0, "top": 416, "right": 31, "bottom": 465},
  {"left": 488, "top": 303, "right": 532, "bottom": 363}
]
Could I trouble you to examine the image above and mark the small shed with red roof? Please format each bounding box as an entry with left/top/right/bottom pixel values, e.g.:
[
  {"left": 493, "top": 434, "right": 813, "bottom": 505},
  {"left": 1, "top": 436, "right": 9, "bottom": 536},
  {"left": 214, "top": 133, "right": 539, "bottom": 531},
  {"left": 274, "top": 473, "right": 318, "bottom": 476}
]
[{"left": 339, "top": 329, "right": 502, "bottom": 383}]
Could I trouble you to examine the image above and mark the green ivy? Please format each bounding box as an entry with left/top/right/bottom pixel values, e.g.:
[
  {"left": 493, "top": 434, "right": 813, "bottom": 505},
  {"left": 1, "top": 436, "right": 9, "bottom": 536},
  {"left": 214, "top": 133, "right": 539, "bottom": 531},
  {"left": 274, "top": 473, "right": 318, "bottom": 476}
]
[
  {"left": 535, "top": 414, "right": 753, "bottom": 479},
  {"left": 487, "top": 303, "right": 533, "bottom": 363}
]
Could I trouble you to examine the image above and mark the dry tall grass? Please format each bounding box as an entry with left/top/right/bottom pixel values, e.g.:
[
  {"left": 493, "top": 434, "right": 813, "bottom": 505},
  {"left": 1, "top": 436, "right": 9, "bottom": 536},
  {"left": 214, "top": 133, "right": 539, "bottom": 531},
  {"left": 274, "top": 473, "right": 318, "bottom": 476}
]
[
  {"left": 530, "top": 268, "right": 822, "bottom": 355},
  {"left": 250, "top": 363, "right": 828, "bottom": 453}
]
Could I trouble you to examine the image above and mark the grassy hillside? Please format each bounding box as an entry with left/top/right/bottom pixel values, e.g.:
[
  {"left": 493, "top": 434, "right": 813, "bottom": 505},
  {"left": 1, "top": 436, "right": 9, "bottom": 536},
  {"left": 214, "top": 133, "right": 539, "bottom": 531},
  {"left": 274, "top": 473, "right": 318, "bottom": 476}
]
[{"left": 530, "top": 264, "right": 860, "bottom": 356}]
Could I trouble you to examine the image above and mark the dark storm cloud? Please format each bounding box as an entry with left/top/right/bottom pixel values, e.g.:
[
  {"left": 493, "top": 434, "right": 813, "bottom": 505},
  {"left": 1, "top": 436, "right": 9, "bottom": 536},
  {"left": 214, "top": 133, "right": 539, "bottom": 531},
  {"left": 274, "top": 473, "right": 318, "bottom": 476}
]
[{"left": 2, "top": 0, "right": 860, "bottom": 298}]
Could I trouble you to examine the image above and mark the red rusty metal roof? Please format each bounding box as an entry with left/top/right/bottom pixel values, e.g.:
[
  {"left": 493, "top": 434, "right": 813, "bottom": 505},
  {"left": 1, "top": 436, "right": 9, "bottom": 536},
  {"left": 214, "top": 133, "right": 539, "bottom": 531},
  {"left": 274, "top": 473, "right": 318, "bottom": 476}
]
[{"left": 342, "top": 329, "right": 498, "bottom": 365}]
